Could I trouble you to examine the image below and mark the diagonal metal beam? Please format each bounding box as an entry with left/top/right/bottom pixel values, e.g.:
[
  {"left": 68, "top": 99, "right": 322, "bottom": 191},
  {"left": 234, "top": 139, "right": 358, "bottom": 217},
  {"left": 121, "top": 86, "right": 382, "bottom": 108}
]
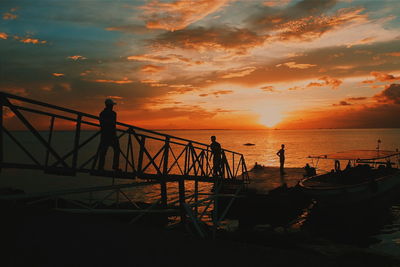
[
  {"left": 2, "top": 126, "right": 41, "bottom": 166},
  {"left": 167, "top": 146, "right": 185, "bottom": 175},
  {"left": 132, "top": 133, "right": 162, "bottom": 175},
  {"left": 51, "top": 131, "right": 101, "bottom": 167},
  {"left": 141, "top": 144, "right": 164, "bottom": 174},
  {"left": 4, "top": 98, "right": 69, "bottom": 168}
]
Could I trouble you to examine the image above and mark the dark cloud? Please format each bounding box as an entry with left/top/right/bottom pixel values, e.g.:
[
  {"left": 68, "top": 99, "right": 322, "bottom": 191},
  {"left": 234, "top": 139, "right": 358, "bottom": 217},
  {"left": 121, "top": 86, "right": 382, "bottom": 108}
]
[
  {"left": 248, "top": 0, "right": 338, "bottom": 31},
  {"left": 245, "top": 0, "right": 366, "bottom": 42},
  {"left": 260, "top": 85, "right": 276, "bottom": 92},
  {"left": 347, "top": 97, "right": 367, "bottom": 101},
  {"left": 332, "top": 100, "right": 351, "bottom": 106},
  {"left": 374, "top": 84, "right": 400, "bottom": 104},
  {"left": 152, "top": 26, "right": 268, "bottom": 55}
]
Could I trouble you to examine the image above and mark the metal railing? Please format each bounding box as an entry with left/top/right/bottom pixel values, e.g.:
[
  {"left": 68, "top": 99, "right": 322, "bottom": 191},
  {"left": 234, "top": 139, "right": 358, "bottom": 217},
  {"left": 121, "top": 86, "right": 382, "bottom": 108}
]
[{"left": 0, "top": 92, "right": 249, "bottom": 183}]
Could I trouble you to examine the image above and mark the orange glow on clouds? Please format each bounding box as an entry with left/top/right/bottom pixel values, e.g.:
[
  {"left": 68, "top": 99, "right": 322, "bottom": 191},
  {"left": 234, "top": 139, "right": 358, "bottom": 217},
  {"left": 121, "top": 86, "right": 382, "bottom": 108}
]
[{"left": 3, "top": 0, "right": 400, "bottom": 129}]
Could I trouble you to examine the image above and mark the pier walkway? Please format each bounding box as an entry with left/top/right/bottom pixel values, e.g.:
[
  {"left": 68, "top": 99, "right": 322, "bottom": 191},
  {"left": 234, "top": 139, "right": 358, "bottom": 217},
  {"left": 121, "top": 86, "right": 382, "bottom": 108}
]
[{"left": 0, "top": 92, "right": 250, "bottom": 237}]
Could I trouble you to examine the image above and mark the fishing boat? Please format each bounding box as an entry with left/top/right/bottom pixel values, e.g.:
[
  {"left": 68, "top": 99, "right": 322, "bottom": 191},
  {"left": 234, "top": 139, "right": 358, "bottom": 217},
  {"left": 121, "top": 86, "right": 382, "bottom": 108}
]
[{"left": 298, "top": 149, "right": 400, "bottom": 208}]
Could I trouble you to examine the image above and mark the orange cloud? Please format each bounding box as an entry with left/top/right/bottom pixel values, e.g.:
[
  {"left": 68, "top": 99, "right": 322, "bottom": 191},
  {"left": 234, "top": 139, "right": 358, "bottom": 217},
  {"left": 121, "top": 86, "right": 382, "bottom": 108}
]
[
  {"left": 3, "top": 12, "right": 17, "bottom": 20},
  {"left": 199, "top": 90, "right": 234, "bottom": 97},
  {"left": 307, "top": 76, "right": 342, "bottom": 89},
  {"left": 141, "top": 64, "right": 166, "bottom": 73},
  {"left": 221, "top": 67, "right": 256, "bottom": 78},
  {"left": 276, "top": 61, "right": 316, "bottom": 69},
  {"left": 94, "top": 78, "right": 133, "bottom": 84},
  {"left": 281, "top": 8, "right": 367, "bottom": 41},
  {"left": 345, "top": 37, "right": 375, "bottom": 48},
  {"left": 128, "top": 53, "right": 201, "bottom": 65},
  {"left": 362, "top": 71, "right": 400, "bottom": 84},
  {"left": 263, "top": 0, "right": 291, "bottom": 7},
  {"left": 384, "top": 52, "right": 400, "bottom": 57},
  {"left": 106, "top": 95, "right": 123, "bottom": 100},
  {"left": 251, "top": 5, "right": 367, "bottom": 42},
  {"left": 52, "top": 73, "right": 65, "bottom": 77},
  {"left": 140, "top": 79, "right": 169, "bottom": 87},
  {"left": 0, "top": 32, "right": 8, "bottom": 39},
  {"left": 67, "top": 55, "right": 87, "bottom": 61},
  {"left": 371, "top": 71, "right": 399, "bottom": 82},
  {"left": 17, "top": 37, "right": 47, "bottom": 44},
  {"left": 141, "top": 0, "right": 231, "bottom": 31},
  {"left": 288, "top": 86, "right": 303, "bottom": 91}
]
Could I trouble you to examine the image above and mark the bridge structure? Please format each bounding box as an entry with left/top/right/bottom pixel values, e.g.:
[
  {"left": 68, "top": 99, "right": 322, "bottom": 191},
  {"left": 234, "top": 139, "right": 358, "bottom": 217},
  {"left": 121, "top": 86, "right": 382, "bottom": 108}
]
[{"left": 0, "top": 92, "right": 250, "bottom": 237}]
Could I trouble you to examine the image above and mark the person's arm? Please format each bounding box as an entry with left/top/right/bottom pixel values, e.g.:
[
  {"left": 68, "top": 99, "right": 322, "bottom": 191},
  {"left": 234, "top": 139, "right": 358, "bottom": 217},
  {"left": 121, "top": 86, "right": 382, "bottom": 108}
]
[
  {"left": 99, "top": 112, "right": 105, "bottom": 129},
  {"left": 113, "top": 111, "right": 117, "bottom": 126}
]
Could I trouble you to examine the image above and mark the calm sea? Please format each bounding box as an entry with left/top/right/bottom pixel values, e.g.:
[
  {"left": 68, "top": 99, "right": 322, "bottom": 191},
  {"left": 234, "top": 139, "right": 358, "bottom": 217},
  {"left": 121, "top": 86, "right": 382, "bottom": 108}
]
[{"left": 1, "top": 128, "right": 400, "bottom": 254}]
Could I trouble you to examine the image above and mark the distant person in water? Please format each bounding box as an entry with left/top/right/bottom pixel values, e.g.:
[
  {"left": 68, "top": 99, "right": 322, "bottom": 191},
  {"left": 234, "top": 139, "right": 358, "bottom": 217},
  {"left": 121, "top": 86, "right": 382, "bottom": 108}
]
[
  {"left": 210, "top": 136, "right": 222, "bottom": 177},
  {"left": 98, "top": 98, "right": 120, "bottom": 171},
  {"left": 276, "top": 144, "right": 285, "bottom": 174}
]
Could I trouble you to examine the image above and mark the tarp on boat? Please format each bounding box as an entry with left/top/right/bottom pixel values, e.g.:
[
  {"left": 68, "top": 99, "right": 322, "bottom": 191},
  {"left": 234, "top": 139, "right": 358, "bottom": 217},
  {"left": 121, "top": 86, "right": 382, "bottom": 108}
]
[{"left": 308, "top": 150, "right": 400, "bottom": 161}]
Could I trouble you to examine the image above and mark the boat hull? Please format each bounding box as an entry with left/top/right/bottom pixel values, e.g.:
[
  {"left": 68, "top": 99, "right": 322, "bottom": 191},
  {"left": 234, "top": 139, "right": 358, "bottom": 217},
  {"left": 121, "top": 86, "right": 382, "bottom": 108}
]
[{"left": 299, "top": 170, "right": 400, "bottom": 208}]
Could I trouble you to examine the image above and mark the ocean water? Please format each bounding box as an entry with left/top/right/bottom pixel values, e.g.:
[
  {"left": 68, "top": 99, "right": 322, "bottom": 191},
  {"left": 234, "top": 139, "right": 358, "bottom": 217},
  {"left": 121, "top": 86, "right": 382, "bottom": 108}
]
[
  {"left": 160, "top": 128, "right": 400, "bottom": 170},
  {"left": 1, "top": 128, "right": 400, "bottom": 254}
]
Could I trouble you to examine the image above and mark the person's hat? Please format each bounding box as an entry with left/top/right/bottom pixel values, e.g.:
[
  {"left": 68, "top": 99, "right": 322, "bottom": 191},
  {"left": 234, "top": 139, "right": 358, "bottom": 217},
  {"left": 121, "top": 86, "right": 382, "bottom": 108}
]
[{"left": 105, "top": 98, "right": 117, "bottom": 106}]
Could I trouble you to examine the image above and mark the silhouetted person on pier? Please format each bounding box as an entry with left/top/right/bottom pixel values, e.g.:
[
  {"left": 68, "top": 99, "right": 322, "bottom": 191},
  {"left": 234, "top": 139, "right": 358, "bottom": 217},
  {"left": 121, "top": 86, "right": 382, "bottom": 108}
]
[
  {"left": 98, "top": 98, "right": 120, "bottom": 171},
  {"left": 277, "top": 144, "right": 285, "bottom": 174},
  {"left": 210, "top": 136, "right": 222, "bottom": 177}
]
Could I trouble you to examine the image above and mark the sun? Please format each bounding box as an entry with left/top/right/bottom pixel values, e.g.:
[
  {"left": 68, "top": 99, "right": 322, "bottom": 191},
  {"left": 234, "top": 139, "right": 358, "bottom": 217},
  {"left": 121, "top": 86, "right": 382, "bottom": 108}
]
[{"left": 259, "top": 113, "right": 283, "bottom": 127}]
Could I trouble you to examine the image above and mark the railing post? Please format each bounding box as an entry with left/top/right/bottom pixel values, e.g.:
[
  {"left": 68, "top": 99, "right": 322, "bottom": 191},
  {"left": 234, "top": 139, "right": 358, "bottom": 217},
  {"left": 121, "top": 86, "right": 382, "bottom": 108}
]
[
  {"left": 161, "top": 136, "right": 169, "bottom": 209},
  {"left": 180, "top": 143, "right": 191, "bottom": 222},
  {"left": 137, "top": 135, "right": 146, "bottom": 176},
  {"left": 72, "top": 114, "right": 82, "bottom": 171},
  {"left": 45, "top": 116, "right": 55, "bottom": 168}
]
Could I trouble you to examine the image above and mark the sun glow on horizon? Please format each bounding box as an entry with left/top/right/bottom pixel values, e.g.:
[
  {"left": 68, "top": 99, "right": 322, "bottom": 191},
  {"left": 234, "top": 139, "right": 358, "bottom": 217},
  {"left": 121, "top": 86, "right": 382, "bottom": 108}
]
[{"left": 259, "top": 114, "right": 283, "bottom": 127}]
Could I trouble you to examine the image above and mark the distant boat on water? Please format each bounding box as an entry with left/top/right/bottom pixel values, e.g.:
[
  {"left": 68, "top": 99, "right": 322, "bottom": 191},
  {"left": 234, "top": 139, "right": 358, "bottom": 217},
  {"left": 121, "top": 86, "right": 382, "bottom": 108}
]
[
  {"left": 243, "top": 143, "right": 255, "bottom": 146},
  {"left": 298, "top": 150, "right": 400, "bottom": 208}
]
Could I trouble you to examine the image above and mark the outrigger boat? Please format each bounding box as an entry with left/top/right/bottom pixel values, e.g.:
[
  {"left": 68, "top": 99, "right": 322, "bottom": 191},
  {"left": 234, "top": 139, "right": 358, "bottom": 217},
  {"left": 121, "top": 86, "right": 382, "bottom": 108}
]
[{"left": 298, "top": 149, "right": 400, "bottom": 208}]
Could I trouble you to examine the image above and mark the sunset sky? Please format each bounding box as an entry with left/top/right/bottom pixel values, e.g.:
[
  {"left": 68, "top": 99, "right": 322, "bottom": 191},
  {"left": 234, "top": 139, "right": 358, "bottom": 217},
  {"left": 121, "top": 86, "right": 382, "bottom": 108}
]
[{"left": 1, "top": 0, "right": 400, "bottom": 129}]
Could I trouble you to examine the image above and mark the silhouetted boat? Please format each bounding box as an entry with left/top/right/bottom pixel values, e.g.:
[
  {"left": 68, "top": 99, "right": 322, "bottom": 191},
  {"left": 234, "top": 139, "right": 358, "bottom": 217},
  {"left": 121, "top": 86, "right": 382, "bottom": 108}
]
[
  {"left": 243, "top": 143, "right": 255, "bottom": 146},
  {"left": 298, "top": 150, "right": 400, "bottom": 208}
]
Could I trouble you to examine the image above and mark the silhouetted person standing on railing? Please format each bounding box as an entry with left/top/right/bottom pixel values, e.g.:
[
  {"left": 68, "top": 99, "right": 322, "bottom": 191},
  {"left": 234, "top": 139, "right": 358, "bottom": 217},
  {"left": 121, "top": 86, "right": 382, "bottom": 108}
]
[
  {"left": 98, "top": 98, "right": 120, "bottom": 171},
  {"left": 210, "top": 135, "right": 222, "bottom": 177},
  {"left": 277, "top": 144, "right": 285, "bottom": 174}
]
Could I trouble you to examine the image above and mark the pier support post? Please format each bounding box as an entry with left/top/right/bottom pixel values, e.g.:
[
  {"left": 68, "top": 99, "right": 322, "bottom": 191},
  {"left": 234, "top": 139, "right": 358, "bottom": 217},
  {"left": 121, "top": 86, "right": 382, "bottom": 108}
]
[
  {"left": 137, "top": 136, "right": 145, "bottom": 176},
  {"left": 178, "top": 177, "right": 186, "bottom": 223},
  {"left": 194, "top": 179, "right": 198, "bottom": 216},
  {"left": 161, "top": 137, "right": 169, "bottom": 209}
]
